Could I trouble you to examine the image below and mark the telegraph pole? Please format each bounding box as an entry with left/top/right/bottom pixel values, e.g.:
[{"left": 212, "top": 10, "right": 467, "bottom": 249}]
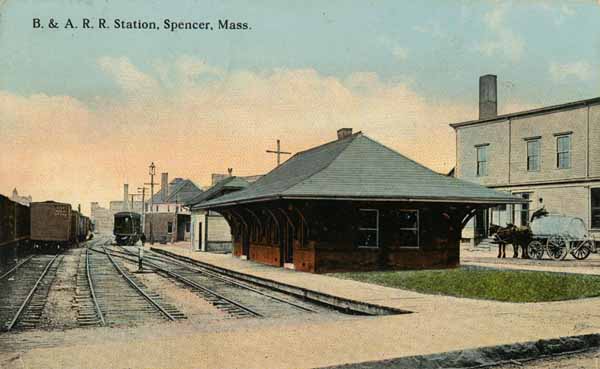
[
  {"left": 145, "top": 162, "right": 156, "bottom": 213},
  {"left": 137, "top": 186, "right": 147, "bottom": 232},
  {"left": 129, "top": 194, "right": 136, "bottom": 211},
  {"left": 266, "top": 139, "right": 291, "bottom": 166}
]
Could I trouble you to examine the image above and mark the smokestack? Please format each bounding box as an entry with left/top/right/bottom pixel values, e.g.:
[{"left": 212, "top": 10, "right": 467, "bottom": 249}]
[
  {"left": 161, "top": 173, "right": 169, "bottom": 202},
  {"left": 479, "top": 75, "right": 497, "bottom": 120},
  {"left": 123, "top": 184, "right": 129, "bottom": 211},
  {"left": 337, "top": 128, "right": 353, "bottom": 140}
]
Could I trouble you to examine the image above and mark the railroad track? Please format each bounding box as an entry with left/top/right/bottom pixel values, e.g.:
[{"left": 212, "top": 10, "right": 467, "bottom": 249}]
[
  {"left": 107, "top": 245, "right": 321, "bottom": 318},
  {"left": 0, "top": 254, "right": 62, "bottom": 331},
  {"left": 81, "top": 240, "right": 185, "bottom": 326},
  {"left": 0, "top": 255, "right": 35, "bottom": 281},
  {"left": 75, "top": 247, "right": 105, "bottom": 326}
]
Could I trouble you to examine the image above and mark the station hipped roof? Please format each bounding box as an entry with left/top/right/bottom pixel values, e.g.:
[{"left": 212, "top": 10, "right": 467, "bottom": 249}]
[
  {"left": 148, "top": 178, "right": 202, "bottom": 205},
  {"left": 186, "top": 176, "right": 250, "bottom": 209},
  {"left": 198, "top": 132, "right": 526, "bottom": 208}
]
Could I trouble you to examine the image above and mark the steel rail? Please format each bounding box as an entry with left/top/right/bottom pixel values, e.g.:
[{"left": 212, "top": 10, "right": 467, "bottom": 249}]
[
  {"left": 6, "top": 254, "right": 59, "bottom": 331},
  {"left": 85, "top": 247, "right": 106, "bottom": 326},
  {"left": 141, "top": 250, "right": 316, "bottom": 313},
  {"left": 95, "top": 247, "right": 262, "bottom": 317},
  {"left": 148, "top": 262, "right": 263, "bottom": 317},
  {"left": 101, "top": 246, "right": 176, "bottom": 321},
  {"left": 0, "top": 255, "right": 34, "bottom": 280}
]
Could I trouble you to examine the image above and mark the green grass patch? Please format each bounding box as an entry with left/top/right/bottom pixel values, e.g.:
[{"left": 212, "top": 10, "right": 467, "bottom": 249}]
[{"left": 329, "top": 267, "right": 600, "bottom": 302}]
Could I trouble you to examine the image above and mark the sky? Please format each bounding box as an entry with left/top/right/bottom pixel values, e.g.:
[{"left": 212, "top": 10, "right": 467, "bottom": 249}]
[{"left": 1, "top": 0, "right": 599, "bottom": 214}]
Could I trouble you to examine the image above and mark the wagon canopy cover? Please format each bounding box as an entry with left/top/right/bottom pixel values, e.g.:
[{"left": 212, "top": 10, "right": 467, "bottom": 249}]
[{"left": 530, "top": 215, "right": 587, "bottom": 239}]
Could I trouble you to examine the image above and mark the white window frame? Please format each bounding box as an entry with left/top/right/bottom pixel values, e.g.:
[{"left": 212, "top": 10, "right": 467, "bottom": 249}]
[
  {"left": 357, "top": 209, "right": 379, "bottom": 248},
  {"left": 555, "top": 134, "right": 571, "bottom": 169},
  {"left": 526, "top": 138, "right": 541, "bottom": 172},
  {"left": 397, "top": 209, "right": 420, "bottom": 249},
  {"left": 476, "top": 144, "right": 489, "bottom": 177}
]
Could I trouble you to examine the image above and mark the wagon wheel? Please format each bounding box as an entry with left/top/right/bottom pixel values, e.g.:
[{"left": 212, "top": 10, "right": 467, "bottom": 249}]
[
  {"left": 546, "top": 235, "right": 569, "bottom": 260},
  {"left": 527, "top": 240, "right": 545, "bottom": 260},
  {"left": 571, "top": 240, "right": 593, "bottom": 260}
]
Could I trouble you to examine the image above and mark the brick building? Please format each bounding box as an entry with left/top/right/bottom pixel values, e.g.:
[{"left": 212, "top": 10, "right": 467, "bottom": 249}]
[
  {"left": 90, "top": 202, "right": 112, "bottom": 233},
  {"left": 199, "top": 129, "right": 523, "bottom": 273},
  {"left": 187, "top": 176, "right": 250, "bottom": 252},
  {"left": 145, "top": 174, "right": 202, "bottom": 243},
  {"left": 451, "top": 75, "right": 600, "bottom": 245}
]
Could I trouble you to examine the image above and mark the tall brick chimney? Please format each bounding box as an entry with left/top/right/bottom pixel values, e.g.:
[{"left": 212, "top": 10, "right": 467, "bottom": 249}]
[
  {"left": 161, "top": 172, "right": 169, "bottom": 202},
  {"left": 123, "top": 184, "right": 129, "bottom": 211},
  {"left": 479, "top": 75, "right": 497, "bottom": 120},
  {"left": 337, "top": 128, "right": 353, "bottom": 140}
]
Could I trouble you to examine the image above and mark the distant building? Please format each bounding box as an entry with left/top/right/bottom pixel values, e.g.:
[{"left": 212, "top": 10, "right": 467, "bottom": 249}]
[
  {"left": 109, "top": 184, "right": 144, "bottom": 213},
  {"left": 144, "top": 173, "right": 202, "bottom": 243},
  {"left": 10, "top": 188, "right": 31, "bottom": 206},
  {"left": 451, "top": 75, "right": 600, "bottom": 245},
  {"left": 90, "top": 202, "right": 113, "bottom": 233},
  {"left": 91, "top": 184, "right": 144, "bottom": 234},
  {"left": 187, "top": 176, "right": 250, "bottom": 252}
]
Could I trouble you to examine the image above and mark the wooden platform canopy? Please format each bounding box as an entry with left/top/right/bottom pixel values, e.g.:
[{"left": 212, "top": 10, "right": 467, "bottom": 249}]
[{"left": 198, "top": 130, "right": 526, "bottom": 273}]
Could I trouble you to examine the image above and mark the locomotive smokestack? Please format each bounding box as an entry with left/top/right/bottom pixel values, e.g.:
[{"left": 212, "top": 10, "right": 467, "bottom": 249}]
[{"left": 161, "top": 173, "right": 169, "bottom": 202}]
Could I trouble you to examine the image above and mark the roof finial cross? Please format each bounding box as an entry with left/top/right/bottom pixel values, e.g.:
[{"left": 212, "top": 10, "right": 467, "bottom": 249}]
[{"left": 266, "top": 139, "right": 291, "bottom": 166}]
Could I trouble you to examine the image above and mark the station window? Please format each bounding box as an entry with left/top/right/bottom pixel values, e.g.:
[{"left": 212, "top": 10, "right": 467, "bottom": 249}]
[
  {"left": 357, "top": 209, "right": 379, "bottom": 248},
  {"left": 556, "top": 135, "right": 571, "bottom": 169},
  {"left": 527, "top": 139, "right": 540, "bottom": 171},
  {"left": 592, "top": 188, "right": 600, "bottom": 229},
  {"left": 391, "top": 209, "right": 419, "bottom": 248},
  {"left": 167, "top": 222, "right": 173, "bottom": 233},
  {"left": 476, "top": 145, "right": 488, "bottom": 176}
]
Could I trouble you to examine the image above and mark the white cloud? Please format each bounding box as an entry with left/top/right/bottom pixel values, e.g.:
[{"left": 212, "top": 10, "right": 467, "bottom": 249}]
[
  {"left": 549, "top": 61, "right": 593, "bottom": 81},
  {"left": 540, "top": 3, "right": 577, "bottom": 25},
  {"left": 391, "top": 47, "right": 409, "bottom": 61},
  {"left": 476, "top": 4, "right": 524, "bottom": 62},
  {"left": 377, "top": 36, "right": 409, "bottom": 62},
  {"left": 97, "top": 56, "right": 160, "bottom": 99},
  {"left": 2, "top": 57, "right": 485, "bottom": 211}
]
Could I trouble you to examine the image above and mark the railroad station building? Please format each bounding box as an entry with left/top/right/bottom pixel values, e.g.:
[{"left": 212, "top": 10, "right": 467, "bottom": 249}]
[
  {"left": 199, "top": 129, "right": 524, "bottom": 273},
  {"left": 452, "top": 75, "right": 600, "bottom": 245},
  {"left": 186, "top": 176, "right": 251, "bottom": 253},
  {"left": 145, "top": 174, "right": 202, "bottom": 243}
]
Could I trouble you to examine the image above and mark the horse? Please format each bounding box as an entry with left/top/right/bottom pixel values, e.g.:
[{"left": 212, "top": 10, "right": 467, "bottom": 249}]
[
  {"left": 488, "top": 207, "right": 548, "bottom": 259},
  {"left": 489, "top": 224, "right": 530, "bottom": 258}
]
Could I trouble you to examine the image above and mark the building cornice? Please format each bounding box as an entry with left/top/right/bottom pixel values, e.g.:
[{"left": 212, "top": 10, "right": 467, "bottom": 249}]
[{"left": 450, "top": 96, "right": 600, "bottom": 129}]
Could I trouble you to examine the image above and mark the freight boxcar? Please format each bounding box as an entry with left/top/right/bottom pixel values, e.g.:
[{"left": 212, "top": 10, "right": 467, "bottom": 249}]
[
  {"left": 114, "top": 211, "right": 142, "bottom": 245},
  {"left": 1, "top": 195, "right": 31, "bottom": 272},
  {"left": 30, "top": 201, "right": 72, "bottom": 251},
  {"left": 70, "top": 210, "right": 80, "bottom": 246},
  {"left": 0, "top": 194, "right": 30, "bottom": 247}
]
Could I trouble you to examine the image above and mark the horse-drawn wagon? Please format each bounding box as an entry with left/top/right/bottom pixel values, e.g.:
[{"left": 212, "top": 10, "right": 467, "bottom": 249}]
[{"left": 526, "top": 214, "right": 595, "bottom": 261}]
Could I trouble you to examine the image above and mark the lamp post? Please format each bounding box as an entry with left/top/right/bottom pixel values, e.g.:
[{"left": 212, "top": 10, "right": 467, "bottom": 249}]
[
  {"left": 147, "top": 162, "right": 156, "bottom": 213},
  {"left": 137, "top": 186, "right": 148, "bottom": 233}
]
